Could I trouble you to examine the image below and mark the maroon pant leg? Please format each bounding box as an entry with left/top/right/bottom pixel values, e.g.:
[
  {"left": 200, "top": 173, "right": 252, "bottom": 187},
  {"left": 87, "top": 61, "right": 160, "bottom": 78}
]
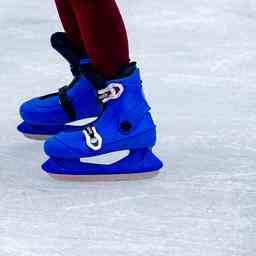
[
  {"left": 55, "top": 0, "right": 86, "bottom": 55},
  {"left": 70, "top": 0, "right": 130, "bottom": 79}
]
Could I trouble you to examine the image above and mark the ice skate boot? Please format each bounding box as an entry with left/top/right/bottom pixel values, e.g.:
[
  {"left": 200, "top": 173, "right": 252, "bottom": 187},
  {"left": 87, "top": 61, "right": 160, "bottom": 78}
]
[
  {"left": 42, "top": 63, "right": 163, "bottom": 181},
  {"left": 17, "top": 32, "right": 102, "bottom": 140}
]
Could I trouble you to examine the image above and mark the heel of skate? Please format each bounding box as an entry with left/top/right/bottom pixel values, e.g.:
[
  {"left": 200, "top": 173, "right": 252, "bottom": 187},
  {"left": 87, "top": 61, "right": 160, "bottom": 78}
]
[{"left": 17, "top": 121, "right": 87, "bottom": 141}]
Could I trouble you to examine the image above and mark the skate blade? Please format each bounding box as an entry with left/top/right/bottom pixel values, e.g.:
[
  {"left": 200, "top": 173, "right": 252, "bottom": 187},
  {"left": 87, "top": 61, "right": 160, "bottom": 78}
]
[
  {"left": 23, "top": 133, "right": 51, "bottom": 141},
  {"left": 48, "top": 171, "right": 159, "bottom": 182},
  {"left": 42, "top": 148, "right": 163, "bottom": 181}
]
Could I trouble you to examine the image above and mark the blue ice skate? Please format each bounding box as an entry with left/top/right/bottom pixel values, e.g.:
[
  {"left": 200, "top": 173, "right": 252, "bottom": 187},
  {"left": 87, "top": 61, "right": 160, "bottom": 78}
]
[
  {"left": 42, "top": 63, "right": 163, "bottom": 181},
  {"left": 17, "top": 32, "right": 102, "bottom": 140}
]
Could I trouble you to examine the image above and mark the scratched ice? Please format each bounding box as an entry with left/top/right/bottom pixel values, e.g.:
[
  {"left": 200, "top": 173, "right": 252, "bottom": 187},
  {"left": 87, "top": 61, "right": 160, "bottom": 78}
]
[{"left": 0, "top": 0, "right": 255, "bottom": 255}]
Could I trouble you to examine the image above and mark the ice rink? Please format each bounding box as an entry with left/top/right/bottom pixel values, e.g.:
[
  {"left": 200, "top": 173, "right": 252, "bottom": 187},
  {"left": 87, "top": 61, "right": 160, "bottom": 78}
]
[{"left": 0, "top": 0, "right": 255, "bottom": 255}]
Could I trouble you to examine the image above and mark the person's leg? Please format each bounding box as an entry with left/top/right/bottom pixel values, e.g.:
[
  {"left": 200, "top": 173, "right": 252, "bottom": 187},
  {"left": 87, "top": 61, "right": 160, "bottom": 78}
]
[
  {"left": 55, "top": 0, "right": 86, "bottom": 55},
  {"left": 70, "top": 0, "right": 130, "bottom": 79}
]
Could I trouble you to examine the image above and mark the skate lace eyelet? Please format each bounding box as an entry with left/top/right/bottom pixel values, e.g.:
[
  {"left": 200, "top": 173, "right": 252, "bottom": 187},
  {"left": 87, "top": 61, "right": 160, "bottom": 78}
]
[
  {"left": 90, "top": 137, "right": 99, "bottom": 146},
  {"left": 120, "top": 121, "right": 132, "bottom": 133},
  {"left": 98, "top": 83, "right": 124, "bottom": 103},
  {"left": 83, "top": 125, "right": 102, "bottom": 151}
]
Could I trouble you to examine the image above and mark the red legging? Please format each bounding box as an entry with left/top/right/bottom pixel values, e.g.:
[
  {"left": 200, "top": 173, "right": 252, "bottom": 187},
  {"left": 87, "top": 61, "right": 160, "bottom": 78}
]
[{"left": 55, "top": 0, "right": 130, "bottom": 79}]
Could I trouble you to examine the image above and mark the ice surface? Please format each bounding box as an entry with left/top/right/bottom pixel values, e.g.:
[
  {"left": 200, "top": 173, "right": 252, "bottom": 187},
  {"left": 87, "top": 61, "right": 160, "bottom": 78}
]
[{"left": 0, "top": 0, "right": 255, "bottom": 255}]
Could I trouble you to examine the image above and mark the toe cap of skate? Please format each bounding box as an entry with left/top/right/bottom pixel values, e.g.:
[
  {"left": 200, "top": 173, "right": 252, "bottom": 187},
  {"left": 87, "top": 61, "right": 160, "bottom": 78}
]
[
  {"left": 19, "top": 100, "right": 38, "bottom": 123},
  {"left": 44, "top": 135, "right": 79, "bottom": 158}
]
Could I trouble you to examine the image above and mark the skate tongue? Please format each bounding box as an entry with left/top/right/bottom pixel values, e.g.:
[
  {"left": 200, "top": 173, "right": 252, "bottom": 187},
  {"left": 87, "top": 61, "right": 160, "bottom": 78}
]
[
  {"left": 117, "top": 62, "right": 137, "bottom": 79},
  {"left": 81, "top": 66, "right": 106, "bottom": 90},
  {"left": 51, "top": 32, "right": 89, "bottom": 76}
]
